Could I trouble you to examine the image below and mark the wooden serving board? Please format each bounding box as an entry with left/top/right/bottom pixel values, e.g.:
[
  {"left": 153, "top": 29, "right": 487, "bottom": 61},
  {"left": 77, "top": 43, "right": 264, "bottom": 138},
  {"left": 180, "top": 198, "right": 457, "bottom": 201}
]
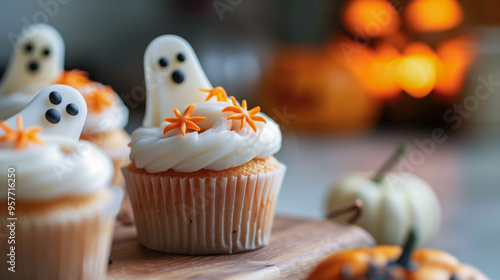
[{"left": 107, "top": 216, "right": 374, "bottom": 280}]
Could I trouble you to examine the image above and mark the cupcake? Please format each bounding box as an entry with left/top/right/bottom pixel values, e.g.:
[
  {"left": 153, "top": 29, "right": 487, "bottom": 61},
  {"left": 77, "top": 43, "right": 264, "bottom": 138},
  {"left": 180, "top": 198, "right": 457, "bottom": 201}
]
[
  {"left": 0, "top": 85, "right": 122, "bottom": 279},
  {"left": 122, "top": 35, "right": 286, "bottom": 254},
  {"left": 54, "top": 70, "right": 130, "bottom": 188},
  {"left": 0, "top": 24, "right": 130, "bottom": 188}
]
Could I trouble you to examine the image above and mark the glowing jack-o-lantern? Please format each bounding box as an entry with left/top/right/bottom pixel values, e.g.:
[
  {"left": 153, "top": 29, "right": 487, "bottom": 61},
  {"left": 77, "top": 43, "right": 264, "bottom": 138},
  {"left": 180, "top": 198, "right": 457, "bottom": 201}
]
[{"left": 330, "top": 0, "right": 474, "bottom": 101}]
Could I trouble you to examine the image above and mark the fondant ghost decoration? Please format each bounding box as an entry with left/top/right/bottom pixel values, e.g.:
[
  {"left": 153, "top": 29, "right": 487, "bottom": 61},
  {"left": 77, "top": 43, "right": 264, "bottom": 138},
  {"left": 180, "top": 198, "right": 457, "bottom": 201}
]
[
  {"left": 3, "top": 85, "right": 87, "bottom": 141},
  {"left": 0, "top": 24, "right": 64, "bottom": 95},
  {"left": 143, "top": 35, "right": 212, "bottom": 127}
]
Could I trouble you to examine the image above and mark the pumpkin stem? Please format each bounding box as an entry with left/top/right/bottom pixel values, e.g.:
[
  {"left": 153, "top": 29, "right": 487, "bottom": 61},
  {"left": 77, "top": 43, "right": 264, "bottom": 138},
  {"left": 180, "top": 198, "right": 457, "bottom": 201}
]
[
  {"left": 396, "top": 228, "right": 417, "bottom": 268},
  {"left": 327, "top": 199, "right": 364, "bottom": 224},
  {"left": 373, "top": 143, "right": 410, "bottom": 183}
]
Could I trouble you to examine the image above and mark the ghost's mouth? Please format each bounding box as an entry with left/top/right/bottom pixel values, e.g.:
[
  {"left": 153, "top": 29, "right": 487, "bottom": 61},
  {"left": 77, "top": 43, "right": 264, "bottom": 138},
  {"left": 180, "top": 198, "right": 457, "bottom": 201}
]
[
  {"left": 28, "top": 61, "right": 39, "bottom": 73},
  {"left": 171, "top": 70, "right": 184, "bottom": 84}
]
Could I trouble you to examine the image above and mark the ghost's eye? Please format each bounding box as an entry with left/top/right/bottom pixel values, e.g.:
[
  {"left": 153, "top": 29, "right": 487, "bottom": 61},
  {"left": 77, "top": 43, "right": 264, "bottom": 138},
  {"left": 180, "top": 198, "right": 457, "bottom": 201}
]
[
  {"left": 42, "top": 48, "right": 50, "bottom": 57},
  {"left": 45, "top": 109, "right": 61, "bottom": 124},
  {"left": 158, "top": 57, "right": 168, "bottom": 68},
  {"left": 25, "top": 43, "right": 33, "bottom": 53},
  {"left": 177, "top": 53, "right": 185, "bottom": 62},
  {"left": 49, "top": 91, "right": 62, "bottom": 105},
  {"left": 66, "top": 103, "right": 79, "bottom": 116}
]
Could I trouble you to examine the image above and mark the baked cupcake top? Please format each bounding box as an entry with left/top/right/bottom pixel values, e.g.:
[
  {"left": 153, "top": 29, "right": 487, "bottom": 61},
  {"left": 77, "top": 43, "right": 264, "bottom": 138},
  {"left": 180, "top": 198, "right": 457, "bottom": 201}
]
[
  {"left": 0, "top": 24, "right": 129, "bottom": 134},
  {"left": 0, "top": 85, "right": 113, "bottom": 201},
  {"left": 130, "top": 35, "right": 281, "bottom": 173}
]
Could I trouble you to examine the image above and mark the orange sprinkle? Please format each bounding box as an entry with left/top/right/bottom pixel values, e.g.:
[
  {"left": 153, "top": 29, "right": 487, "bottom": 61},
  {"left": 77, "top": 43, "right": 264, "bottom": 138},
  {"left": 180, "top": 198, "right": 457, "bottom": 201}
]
[
  {"left": 0, "top": 115, "right": 44, "bottom": 150},
  {"left": 222, "top": 96, "right": 266, "bottom": 132},
  {"left": 163, "top": 104, "right": 206, "bottom": 136},
  {"left": 53, "top": 69, "right": 91, "bottom": 88},
  {"left": 199, "top": 87, "right": 228, "bottom": 102},
  {"left": 84, "top": 85, "right": 114, "bottom": 114}
]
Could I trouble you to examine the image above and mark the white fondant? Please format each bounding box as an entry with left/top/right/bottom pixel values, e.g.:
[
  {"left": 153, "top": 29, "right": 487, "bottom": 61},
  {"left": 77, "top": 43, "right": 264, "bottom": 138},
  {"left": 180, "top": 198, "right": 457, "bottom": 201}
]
[
  {"left": 0, "top": 24, "right": 64, "bottom": 95},
  {"left": 4, "top": 85, "right": 87, "bottom": 141},
  {"left": 130, "top": 101, "right": 282, "bottom": 173},
  {"left": 143, "top": 35, "right": 212, "bottom": 127}
]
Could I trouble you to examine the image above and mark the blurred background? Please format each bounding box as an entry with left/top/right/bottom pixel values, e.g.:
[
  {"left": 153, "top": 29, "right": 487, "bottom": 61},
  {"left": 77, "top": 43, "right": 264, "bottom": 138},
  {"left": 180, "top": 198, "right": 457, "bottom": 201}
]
[{"left": 1, "top": 0, "right": 499, "bottom": 277}]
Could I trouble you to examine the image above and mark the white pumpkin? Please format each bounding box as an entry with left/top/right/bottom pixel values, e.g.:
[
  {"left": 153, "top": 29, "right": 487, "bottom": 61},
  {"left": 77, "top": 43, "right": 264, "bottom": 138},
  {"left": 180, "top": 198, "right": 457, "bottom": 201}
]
[{"left": 326, "top": 172, "right": 441, "bottom": 247}]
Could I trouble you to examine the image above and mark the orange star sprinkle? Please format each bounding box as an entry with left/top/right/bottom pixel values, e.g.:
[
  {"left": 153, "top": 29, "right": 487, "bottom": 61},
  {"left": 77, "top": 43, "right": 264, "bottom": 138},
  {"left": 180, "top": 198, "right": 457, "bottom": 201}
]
[
  {"left": 199, "top": 86, "right": 228, "bottom": 102},
  {"left": 163, "top": 104, "right": 206, "bottom": 136},
  {"left": 0, "top": 115, "right": 44, "bottom": 150},
  {"left": 84, "top": 85, "right": 114, "bottom": 114},
  {"left": 53, "top": 69, "right": 91, "bottom": 88},
  {"left": 222, "top": 96, "right": 266, "bottom": 132}
]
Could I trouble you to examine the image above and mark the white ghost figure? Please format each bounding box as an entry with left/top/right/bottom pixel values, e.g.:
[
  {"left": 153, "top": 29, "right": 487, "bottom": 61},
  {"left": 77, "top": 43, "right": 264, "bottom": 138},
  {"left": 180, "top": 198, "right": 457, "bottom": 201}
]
[
  {"left": 0, "top": 24, "right": 64, "bottom": 96},
  {"left": 3, "top": 85, "right": 87, "bottom": 141},
  {"left": 143, "top": 35, "right": 212, "bottom": 127}
]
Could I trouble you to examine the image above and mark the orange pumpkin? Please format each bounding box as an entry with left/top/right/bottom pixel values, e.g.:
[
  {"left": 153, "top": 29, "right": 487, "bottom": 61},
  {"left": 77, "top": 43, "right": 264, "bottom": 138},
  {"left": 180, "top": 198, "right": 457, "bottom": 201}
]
[
  {"left": 260, "top": 48, "right": 380, "bottom": 132},
  {"left": 306, "top": 231, "right": 489, "bottom": 280}
]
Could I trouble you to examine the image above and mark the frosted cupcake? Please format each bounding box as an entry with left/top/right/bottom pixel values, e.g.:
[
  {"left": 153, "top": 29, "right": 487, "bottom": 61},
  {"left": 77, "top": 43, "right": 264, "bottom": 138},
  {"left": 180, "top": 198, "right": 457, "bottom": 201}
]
[
  {"left": 54, "top": 70, "right": 130, "bottom": 187},
  {"left": 122, "top": 35, "right": 286, "bottom": 254},
  {"left": 0, "top": 85, "right": 122, "bottom": 279},
  {"left": 0, "top": 24, "right": 130, "bottom": 187}
]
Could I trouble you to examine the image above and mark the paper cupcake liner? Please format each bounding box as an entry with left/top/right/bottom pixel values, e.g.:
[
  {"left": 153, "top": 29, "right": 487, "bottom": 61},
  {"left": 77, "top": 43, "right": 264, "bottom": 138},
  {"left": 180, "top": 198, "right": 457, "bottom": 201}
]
[
  {"left": 0, "top": 187, "right": 123, "bottom": 280},
  {"left": 123, "top": 163, "right": 286, "bottom": 255}
]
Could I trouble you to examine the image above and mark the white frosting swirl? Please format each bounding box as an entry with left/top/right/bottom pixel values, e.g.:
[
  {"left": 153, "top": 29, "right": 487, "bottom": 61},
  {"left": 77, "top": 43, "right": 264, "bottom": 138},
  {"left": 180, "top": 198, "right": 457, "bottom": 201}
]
[
  {"left": 130, "top": 101, "right": 281, "bottom": 173},
  {"left": 0, "top": 138, "right": 113, "bottom": 201}
]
